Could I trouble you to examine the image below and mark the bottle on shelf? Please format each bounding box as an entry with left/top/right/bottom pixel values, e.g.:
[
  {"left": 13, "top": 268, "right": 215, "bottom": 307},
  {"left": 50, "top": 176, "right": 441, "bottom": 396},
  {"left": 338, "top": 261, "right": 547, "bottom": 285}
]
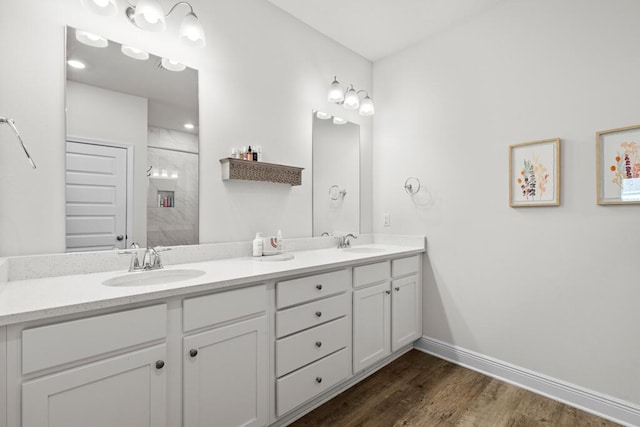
[{"left": 247, "top": 146, "right": 253, "bottom": 161}]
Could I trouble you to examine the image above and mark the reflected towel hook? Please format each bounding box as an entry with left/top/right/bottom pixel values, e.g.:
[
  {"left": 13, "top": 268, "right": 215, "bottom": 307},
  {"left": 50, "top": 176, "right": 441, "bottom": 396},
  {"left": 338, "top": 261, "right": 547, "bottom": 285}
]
[
  {"left": 404, "top": 177, "right": 420, "bottom": 195},
  {"left": 329, "top": 185, "right": 347, "bottom": 200},
  {"left": 0, "top": 116, "right": 36, "bottom": 169}
]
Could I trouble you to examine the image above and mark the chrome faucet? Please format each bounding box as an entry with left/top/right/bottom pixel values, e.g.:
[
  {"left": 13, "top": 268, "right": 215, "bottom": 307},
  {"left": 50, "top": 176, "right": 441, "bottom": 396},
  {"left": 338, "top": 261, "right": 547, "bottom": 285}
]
[
  {"left": 337, "top": 233, "right": 357, "bottom": 249},
  {"left": 119, "top": 244, "right": 170, "bottom": 272}
]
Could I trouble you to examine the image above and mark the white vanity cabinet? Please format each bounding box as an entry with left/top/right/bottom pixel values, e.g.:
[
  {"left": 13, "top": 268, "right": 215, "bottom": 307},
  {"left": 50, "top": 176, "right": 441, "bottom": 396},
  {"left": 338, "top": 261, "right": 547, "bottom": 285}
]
[
  {"left": 353, "top": 255, "right": 422, "bottom": 372},
  {"left": 20, "top": 304, "right": 169, "bottom": 427},
  {"left": 182, "top": 285, "right": 268, "bottom": 427},
  {"left": 275, "top": 270, "right": 351, "bottom": 417},
  {"left": 1, "top": 326, "right": 7, "bottom": 427}
]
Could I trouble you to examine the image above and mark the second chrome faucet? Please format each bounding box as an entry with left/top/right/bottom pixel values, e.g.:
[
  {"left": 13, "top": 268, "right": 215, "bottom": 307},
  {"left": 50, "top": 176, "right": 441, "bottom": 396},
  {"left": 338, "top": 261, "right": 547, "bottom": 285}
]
[{"left": 120, "top": 243, "right": 171, "bottom": 272}]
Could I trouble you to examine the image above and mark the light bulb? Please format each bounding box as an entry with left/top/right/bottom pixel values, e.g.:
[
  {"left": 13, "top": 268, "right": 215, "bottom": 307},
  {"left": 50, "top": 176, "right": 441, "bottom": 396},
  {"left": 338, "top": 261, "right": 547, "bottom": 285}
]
[
  {"left": 333, "top": 117, "right": 347, "bottom": 125},
  {"left": 179, "top": 12, "right": 206, "bottom": 48},
  {"left": 327, "top": 76, "right": 344, "bottom": 103},
  {"left": 343, "top": 86, "right": 360, "bottom": 110},
  {"left": 316, "top": 111, "right": 331, "bottom": 120},
  {"left": 81, "top": 0, "right": 118, "bottom": 16},
  {"left": 121, "top": 45, "right": 149, "bottom": 60},
  {"left": 359, "top": 96, "right": 375, "bottom": 116},
  {"left": 75, "top": 29, "right": 108, "bottom": 48},
  {"left": 161, "top": 58, "right": 186, "bottom": 72},
  {"left": 133, "top": 0, "right": 166, "bottom": 32}
]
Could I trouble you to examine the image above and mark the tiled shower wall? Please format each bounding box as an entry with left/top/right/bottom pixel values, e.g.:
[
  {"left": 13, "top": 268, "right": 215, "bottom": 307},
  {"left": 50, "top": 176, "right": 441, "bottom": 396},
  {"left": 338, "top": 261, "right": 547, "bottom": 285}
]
[{"left": 147, "top": 127, "right": 199, "bottom": 247}]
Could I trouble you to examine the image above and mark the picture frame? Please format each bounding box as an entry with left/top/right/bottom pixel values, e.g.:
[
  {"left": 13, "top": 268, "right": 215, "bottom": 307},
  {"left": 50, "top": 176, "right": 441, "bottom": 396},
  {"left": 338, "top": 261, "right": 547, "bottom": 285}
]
[
  {"left": 596, "top": 124, "right": 640, "bottom": 205},
  {"left": 509, "top": 138, "right": 560, "bottom": 207}
]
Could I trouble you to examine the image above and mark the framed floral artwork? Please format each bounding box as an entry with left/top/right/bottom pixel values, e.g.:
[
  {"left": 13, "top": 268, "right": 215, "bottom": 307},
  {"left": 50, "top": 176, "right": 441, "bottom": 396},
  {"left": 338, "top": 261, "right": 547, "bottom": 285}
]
[
  {"left": 596, "top": 125, "right": 640, "bottom": 205},
  {"left": 509, "top": 138, "right": 560, "bottom": 207}
]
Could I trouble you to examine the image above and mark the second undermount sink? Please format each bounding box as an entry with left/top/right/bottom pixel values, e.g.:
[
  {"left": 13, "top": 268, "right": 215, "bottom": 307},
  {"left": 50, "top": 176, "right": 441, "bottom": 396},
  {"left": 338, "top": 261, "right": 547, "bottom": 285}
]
[
  {"left": 103, "top": 268, "right": 206, "bottom": 287},
  {"left": 340, "top": 247, "right": 387, "bottom": 254}
]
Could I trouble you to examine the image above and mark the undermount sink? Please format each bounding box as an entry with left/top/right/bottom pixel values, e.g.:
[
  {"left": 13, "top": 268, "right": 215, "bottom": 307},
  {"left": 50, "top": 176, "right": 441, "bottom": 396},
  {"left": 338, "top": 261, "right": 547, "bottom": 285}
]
[
  {"left": 341, "top": 247, "right": 387, "bottom": 254},
  {"left": 102, "top": 269, "right": 206, "bottom": 287},
  {"left": 256, "top": 253, "right": 295, "bottom": 262}
]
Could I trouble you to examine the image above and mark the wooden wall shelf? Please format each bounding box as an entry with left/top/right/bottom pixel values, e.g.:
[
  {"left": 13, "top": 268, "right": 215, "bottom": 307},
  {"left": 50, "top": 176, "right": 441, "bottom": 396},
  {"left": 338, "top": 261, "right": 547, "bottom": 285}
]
[{"left": 220, "top": 158, "right": 304, "bottom": 186}]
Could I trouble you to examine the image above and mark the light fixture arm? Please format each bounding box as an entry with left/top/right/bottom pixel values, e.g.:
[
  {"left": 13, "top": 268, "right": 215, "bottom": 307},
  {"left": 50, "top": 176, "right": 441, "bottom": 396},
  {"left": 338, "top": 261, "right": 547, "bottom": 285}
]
[
  {"left": 166, "top": 1, "right": 196, "bottom": 18},
  {"left": 0, "top": 117, "right": 36, "bottom": 169}
]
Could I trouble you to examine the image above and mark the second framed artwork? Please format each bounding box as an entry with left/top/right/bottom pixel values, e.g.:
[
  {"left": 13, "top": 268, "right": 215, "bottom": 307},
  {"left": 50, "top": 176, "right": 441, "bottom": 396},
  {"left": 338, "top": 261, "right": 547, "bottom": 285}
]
[
  {"left": 596, "top": 124, "right": 640, "bottom": 205},
  {"left": 509, "top": 138, "right": 560, "bottom": 207}
]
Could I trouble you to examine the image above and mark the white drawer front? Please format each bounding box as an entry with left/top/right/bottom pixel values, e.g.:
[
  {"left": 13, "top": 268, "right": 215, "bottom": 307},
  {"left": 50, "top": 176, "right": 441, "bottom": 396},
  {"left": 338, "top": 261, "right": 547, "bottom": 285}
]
[
  {"left": 353, "top": 261, "right": 389, "bottom": 288},
  {"left": 276, "top": 293, "right": 349, "bottom": 338},
  {"left": 183, "top": 284, "right": 266, "bottom": 332},
  {"left": 276, "top": 348, "right": 350, "bottom": 416},
  {"left": 277, "top": 270, "right": 348, "bottom": 309},
  {"left": 276, "top": 317, "right": 348, "bottom": 377},
  {"left": 22, "top": 304, "right": 167, "bottom": 375},
  {"left": 392, "top": 255, "right": 419, "bottom": 278}
]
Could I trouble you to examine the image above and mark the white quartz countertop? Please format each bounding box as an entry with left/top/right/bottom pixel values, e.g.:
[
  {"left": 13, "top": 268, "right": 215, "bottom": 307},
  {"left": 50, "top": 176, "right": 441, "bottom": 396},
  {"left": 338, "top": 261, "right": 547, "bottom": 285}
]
[{"left": 0, "top": 243, "right": 424, "bottom": 326}]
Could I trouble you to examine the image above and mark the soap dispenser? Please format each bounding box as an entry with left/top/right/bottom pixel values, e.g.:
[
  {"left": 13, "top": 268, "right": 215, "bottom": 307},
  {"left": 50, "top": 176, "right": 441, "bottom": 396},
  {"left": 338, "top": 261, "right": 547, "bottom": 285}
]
[{"left": 253, "top": 233, "right": 263, "bottom": 257}]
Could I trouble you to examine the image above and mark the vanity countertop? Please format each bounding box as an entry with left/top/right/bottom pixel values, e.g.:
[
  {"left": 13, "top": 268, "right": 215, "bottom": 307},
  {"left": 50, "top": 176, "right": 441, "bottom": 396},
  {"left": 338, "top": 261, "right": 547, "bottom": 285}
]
[{"left": 0, "top": 242, "right": 424, "bottom": 326}]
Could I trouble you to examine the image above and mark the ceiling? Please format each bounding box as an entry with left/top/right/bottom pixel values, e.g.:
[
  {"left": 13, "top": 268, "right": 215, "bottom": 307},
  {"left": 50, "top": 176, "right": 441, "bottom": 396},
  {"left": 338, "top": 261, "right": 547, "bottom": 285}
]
[{"left": 266, "top": 0, "right": 504, "bottom": 61}]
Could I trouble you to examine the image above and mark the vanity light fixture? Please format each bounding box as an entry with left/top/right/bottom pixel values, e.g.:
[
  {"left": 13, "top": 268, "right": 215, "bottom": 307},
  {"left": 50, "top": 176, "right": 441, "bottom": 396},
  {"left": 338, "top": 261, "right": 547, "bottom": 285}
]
[
  {"left": 161, "top": 58, "right": 186, "bottom": 72},
  {"left": 121, "top": 45, "right": 149, "bottom": 60},
  {"left": 332, "top": 117, "right": 347, "bottom": 125},
  {"left": 315, "top": 111, "right": 332, "bottom": 120},
  {"left": 75, "top": 29, "right": 109, "bottom": 48},
  {"left": 327, "top": 76, "right": 375, "bottom": 116},
  {"left": 81, "top": 0, "right": 206, "bottom": 48}
]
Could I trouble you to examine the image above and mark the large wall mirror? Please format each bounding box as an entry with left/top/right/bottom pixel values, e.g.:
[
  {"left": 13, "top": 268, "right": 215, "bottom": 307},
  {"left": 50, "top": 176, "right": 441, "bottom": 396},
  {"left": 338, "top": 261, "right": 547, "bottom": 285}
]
[
  {"left": 312, "top": 112, "right": 360, "bottom": 236},
  {"left": 65, "top": 26, "right": 199, "bottom": 252}
]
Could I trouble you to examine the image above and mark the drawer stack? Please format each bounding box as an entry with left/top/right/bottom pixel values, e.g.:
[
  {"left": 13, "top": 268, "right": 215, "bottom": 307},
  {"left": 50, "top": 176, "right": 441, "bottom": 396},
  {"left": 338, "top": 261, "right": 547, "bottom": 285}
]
[{"left": 275, "top": 269, "right": 350, "bottom": 416}]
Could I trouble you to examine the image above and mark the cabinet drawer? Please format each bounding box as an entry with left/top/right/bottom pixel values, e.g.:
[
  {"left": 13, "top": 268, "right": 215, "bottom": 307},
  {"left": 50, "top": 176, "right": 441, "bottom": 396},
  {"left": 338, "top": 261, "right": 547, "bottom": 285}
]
[
  {"left": 276, "top": 348, "right": 349, "bottom": 416},
  {"left": 277, "top": 270, "right": 348, "bottom": 309},
  {"left": 276, "top": 317, "right": 348, "bottom": 377},
  {"left": 353, "top": 261, "right": 389, "bottom": 288},
  {"left": 276, "top": 293, "right": 349, "bottom": 338},
  {"left": 22, "top": 304, "right": 167, "bottom": 375},
  {"left": 392, "top": 255, "right": 419, "bottom": 277},
  {"left": 183, "top": 284, "right": 266, "bottom": 332}
]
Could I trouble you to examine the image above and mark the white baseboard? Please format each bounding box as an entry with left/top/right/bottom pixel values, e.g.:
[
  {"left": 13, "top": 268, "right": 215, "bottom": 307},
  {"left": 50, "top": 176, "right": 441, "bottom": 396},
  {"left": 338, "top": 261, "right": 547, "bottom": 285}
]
[{"left": 415, "top": 336, "right": 640, "bottom": 427}]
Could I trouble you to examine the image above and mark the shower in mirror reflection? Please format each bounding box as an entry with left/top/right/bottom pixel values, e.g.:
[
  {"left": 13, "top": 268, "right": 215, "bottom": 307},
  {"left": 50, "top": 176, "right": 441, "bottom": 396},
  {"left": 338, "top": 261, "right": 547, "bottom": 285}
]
[{"left": 81, "top": 0, "right": 207, "bottom": 48}]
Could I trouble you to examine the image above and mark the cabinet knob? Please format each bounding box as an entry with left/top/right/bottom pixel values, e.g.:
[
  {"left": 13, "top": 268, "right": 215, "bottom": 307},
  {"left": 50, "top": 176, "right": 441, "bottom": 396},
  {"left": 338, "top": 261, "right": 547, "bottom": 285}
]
[
  {"left": 395, "top": 287, "right": 400, "bottom": 292},
  {"left": 315, "top": 377, "right": 323, "bottom": 383},
  {"left": 315, "top": 341, "right": 322, "bottom": 348},
  {"left": 315, "top": 284, "right": 323, "bottom": 290},
  {"left": 315, "top": 311, "right": 322, "bottom": 317},
  {"left": 385, "top": 290, "right": 391, "bottom": 295},
  {"left": 189, "top": 349, "right": 198, "bottom": 358},
  {"left": 155, "top": 360, "right": 165, "bottom": 370}
]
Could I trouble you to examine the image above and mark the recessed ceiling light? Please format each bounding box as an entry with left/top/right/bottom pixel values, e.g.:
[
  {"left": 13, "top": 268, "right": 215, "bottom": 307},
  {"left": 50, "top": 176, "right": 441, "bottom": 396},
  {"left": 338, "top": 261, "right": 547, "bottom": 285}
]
[
  {"left": 184, "top": 123, "right": 195, "bottom": 130},
  {"left": 67, "top": 60, "right": 86, "bottom": 69},
  {"left": 316, "top": 111, "right": 331, "bottom": 120},
  {"left": 333, "top": 117, "right": 347, "bottom": 125},
  {"left": 75, "top": 29, "right": 108, "bottom": 48},
  {"left": 121, "top": 45, "right": 149, "bottom": 60}
]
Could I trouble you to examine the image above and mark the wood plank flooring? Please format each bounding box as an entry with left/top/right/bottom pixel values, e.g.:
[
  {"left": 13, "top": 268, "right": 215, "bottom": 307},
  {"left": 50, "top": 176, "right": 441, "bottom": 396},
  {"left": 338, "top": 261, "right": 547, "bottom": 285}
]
[{"left": 290, "top": 350, "right": 620, "bottom": 427}]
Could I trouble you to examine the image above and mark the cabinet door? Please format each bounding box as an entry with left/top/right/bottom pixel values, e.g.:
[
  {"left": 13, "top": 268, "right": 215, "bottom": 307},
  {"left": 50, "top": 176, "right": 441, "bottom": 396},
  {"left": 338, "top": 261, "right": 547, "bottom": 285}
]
[
  {"left": 22, "top": 344, "right": 167, "bottom": 427},
  {"left": 183, "top": 316, "right": 268, "bottom": 427},
  {"left": 391, "top": 274, "right": 422, "bottom": 352},
  {"left": 353, "top": 282, "right": 391, "bottom": 372}
]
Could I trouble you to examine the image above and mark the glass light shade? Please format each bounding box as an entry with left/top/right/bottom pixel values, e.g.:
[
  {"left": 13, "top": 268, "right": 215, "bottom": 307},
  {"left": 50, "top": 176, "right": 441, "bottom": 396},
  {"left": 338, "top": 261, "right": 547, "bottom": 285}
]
[
  {"left": 81, "top": 0, "right": 118, "bottom": 16},
  {"left": 161, "top": 58, "right": 186, "bottom": 72},
  {"left": 315, "top": 111, "right": 332, "bottom": 120},
  {"left": 133, "top": 0, "right": 166, "bottom": 32},
  {"left": 327, "top": 78, "right": 344, "bottom": 103},
  {"left": 121, "top": 45, "right": 149, "bottom": 60},
  {"left": 75, "top": 30, "right": 108, "bottom": 48},
  {"left": 359, "top": 96, "right": 375, "bottom": 116},
  {"left": 333, "top": 117, "right": 347, "bottom": 125},
  {"left": 343, "top": 87, "right": 360, "bottom": 110},
  {"left": 179, "top": 12, "right": 206, "bottom": 48}
]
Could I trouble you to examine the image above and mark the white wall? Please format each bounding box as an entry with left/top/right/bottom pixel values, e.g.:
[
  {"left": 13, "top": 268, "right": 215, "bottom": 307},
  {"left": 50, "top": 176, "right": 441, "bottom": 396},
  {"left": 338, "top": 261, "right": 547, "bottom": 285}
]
[
  {"left": 373, "top": 0, "right": 640, "bottom": 406},
  {"left": 0, "top": 0, "right": 372, "bottom": 256},
  {"left": 66, "top": 81, "right": 148, "bottom": 246}
]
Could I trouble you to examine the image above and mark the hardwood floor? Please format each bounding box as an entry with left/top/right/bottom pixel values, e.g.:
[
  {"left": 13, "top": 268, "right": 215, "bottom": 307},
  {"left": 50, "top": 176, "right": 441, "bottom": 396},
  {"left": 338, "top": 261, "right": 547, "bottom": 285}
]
[{"left": 290, "top": 350, "right": 620, "bottom": 427}]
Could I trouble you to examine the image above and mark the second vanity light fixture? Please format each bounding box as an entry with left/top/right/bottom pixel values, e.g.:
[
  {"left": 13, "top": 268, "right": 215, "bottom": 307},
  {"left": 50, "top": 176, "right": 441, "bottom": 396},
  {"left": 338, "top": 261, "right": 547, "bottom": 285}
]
[
  {"left": 327, "top": 76, "right": 375, "bottom": 116},
  {"left": 81, "top": 0, "right": 207, "bottom": 48}
]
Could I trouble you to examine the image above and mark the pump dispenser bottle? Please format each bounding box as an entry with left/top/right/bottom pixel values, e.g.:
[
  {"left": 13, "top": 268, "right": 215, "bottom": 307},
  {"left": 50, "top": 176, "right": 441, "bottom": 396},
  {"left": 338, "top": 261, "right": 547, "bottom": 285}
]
[{"left": 253, "top": 233, "right": 263, "bottom": 257}]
